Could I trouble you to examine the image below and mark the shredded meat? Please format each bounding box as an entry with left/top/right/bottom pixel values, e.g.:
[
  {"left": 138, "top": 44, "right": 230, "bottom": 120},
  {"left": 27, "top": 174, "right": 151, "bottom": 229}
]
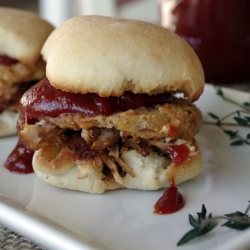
[
  {"left": 0, "top": 58, "right": 45, "bottom": 111},
  {"left": 109, "top": 144, "right": 135, "bottom": 177},
  {"left": 82, "top": 128, "right": 119, "bottom": 150},
  {"left": 100, "top": 153, "right": 123, "bottom": 184},
  {"left": 58, "top": 129, "right": 134, "bottom": 181},
  {"left": 19, "top": 119, "right": 64, "bottom": 150},
  {"left": 123, "top": 137, "right": 150, "bottom": 157}
]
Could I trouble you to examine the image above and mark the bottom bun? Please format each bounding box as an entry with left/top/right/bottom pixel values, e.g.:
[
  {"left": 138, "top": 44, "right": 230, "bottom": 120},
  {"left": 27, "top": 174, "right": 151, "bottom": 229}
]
[
  {"left": 32, "top": 141, "right": 202, "bottom": 194},
  {"left": 0, "top": 109, "right": 19, "bottom": 137}
]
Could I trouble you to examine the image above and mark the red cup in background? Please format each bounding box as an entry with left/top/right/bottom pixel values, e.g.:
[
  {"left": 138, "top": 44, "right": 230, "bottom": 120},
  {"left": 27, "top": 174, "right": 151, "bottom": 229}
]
[{"left": 160, "top": 0, "right": 250, "bottom": 84}]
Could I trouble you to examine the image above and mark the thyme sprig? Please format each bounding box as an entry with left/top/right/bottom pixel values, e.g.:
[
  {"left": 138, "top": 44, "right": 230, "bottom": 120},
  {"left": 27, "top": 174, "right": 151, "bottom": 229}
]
[
  {"left": 216, "top": 87, "right": 250, "bottom": 111},
  {"left": 204, "top": 87, "right": 250, "bottom": 146},
  {"left": 177, "top": 202, "right": 250, "bottom": 246}
]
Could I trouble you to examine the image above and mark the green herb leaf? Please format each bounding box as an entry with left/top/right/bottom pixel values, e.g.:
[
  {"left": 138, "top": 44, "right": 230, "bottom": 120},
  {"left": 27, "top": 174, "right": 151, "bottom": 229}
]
[
  {"left": 234, "top": 117, "right": 249, "bottom": 126},
  {"left": 177, "top": 202, "right": 250, "bottom": 246},
  {"left": 223, "top": 130, "right": 238, "bottom": 139},
  {"left": 245, "top": 116, "right": 250, "bottom": 122},
  {"left": 208, "top": 112, "right": 219, "bottom": 120},
  {"left": 217, "top": 88, "right": 224, "bottom": 97},
  {"left": 199, "top": 220, "right": 218, "bottom": 235},
  {"left": 177, "top": 205, "right": 218, "bottom": 246},
  {"left": 243, "top": 101, "right": 250, "bottom": 107},
  {"left": 177, "top": 228, "right": 201, "bottom": 246},
  {"left": 197, "top": 204, "right": 207, "bottom": 222},
  {"left": 189, "top": 214, "right": 200, "bottom": 228},
  {"left": 222, "top": 220, "right": 250, "bottom": 230},
  {"left": 225, "top": 211, "right": 245, "bottom": 218},
  {"left": 177, "top": 221, "right": 217, "bottom": 246},
  {"left": 230, "top": 140, "right": 245, "bottom": 146},
  {"left": 222, "top": 212, "right": 250, "bottom": 230}
]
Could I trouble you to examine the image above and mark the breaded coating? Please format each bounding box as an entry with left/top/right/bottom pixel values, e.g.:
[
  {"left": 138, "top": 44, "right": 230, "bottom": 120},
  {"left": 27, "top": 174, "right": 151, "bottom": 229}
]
[{"left": 44, "top": 97, "right": 202, "bottom": 141}]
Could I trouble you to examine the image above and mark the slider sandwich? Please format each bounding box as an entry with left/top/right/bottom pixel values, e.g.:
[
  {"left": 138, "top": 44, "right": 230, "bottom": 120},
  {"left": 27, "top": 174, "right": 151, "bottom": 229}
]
[
  {"left": 0, "top": 7, "right": 54, "bottom": 137},
  {"left": 18, "top": 16, "right": 204, "bottom": 194}
]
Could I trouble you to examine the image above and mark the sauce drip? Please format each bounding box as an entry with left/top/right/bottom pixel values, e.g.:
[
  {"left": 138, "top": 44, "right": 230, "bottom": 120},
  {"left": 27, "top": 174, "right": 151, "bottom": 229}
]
[
  {"left": 154, "top": 179, "right": 185, "bottom": 214},
  {"left": 4, "top": 138, "right": 34, "bottom": 174},
  {"left": 0, "top": 54, "right": 18, "bottom": 66},
  {"left": 20, "top": 78, "right": 172, "bottom": 120},
  {"left": 167, "top": 144, "right": 190, "bottom": 166}
]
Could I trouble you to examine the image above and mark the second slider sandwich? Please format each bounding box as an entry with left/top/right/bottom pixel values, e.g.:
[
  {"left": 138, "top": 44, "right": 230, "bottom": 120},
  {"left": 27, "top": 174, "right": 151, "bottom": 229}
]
[
  {"left": 0, "top": 7, "right": 54, "bottom": 137},
  {"left": 18, "top": 15, "right": 204, "bottom": 194}
]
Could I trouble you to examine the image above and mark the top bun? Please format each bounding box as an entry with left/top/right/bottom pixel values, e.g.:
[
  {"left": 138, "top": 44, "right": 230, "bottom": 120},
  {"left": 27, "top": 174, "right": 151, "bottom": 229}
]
[
  {"left": 0, "top": 7, "right": 54, "bottom": 67},
  {"left": 42, "top": 15, "right": 204, "bottom": 102}
]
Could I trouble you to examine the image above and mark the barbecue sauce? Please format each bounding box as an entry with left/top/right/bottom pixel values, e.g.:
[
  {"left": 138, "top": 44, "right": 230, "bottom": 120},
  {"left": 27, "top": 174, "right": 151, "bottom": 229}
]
[
  {"left": 20, "top": 78, "right": 172, "bottom": 121},
  {"left": 4, "top": 138, "right": 34, "bottom": 174},
  {"left": 167, "top": 144, "right": 190, "bottom": 166},
  {"left": 154, "top": 179, "right": 185, "bottom": 214},
  {"left": 0, "top": 54, "right": 18, "bottom": 66}
]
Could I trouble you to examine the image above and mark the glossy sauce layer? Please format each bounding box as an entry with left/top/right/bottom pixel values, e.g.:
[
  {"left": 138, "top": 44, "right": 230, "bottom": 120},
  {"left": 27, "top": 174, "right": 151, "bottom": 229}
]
[
  {"left": 20, "top": 78, "right": 172, "bottom": 120},
  {"left": 4, "top": 138, "right": 34, "bottom": 174},
  {"left": 167, "top": 144, "right": 190, "bottom": 166},
  {"left": 0, "top": 54, "right": 18, "bottom": 66}
]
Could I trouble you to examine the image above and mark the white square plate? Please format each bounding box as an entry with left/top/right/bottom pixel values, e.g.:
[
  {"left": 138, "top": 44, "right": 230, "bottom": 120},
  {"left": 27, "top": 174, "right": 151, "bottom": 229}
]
[{"left": 0, "top": 84, "right": 250, "bottom": 250}]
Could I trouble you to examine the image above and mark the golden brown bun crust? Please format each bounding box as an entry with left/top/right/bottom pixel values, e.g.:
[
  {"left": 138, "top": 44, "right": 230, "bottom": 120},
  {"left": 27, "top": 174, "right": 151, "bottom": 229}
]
[
  {"left": 42, "top": 15, "right": 204, "bottom": 102},
  {"left": 0, "top": 7, "right": 54, "bottom": 67},
  {"left": 32, "top": 139, "right": 202, "bottom": 194}
]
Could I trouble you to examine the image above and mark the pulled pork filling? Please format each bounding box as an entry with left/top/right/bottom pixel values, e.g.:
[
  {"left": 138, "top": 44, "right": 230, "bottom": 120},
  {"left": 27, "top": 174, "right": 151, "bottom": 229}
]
[
  {"left": 19, "top": 118, "right": 199, "bottom": 183},
  {"left": 20, "top": 117, "right": 200, "bottom": 185}
]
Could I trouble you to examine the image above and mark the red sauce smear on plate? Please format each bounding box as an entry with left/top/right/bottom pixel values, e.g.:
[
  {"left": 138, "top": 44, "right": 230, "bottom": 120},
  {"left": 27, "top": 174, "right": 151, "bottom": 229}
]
[
  {"left": 20, "top": 78, "right": 172, "bottom": 120},
  {"left": 154, "top": 179, "right": 185, "bottom": 214},
  {"left": 4, "top": 138, "right": 34, "bottom": 173},
  {"left": 0, "top": 54, "right": 18, "bottom": 66}
]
